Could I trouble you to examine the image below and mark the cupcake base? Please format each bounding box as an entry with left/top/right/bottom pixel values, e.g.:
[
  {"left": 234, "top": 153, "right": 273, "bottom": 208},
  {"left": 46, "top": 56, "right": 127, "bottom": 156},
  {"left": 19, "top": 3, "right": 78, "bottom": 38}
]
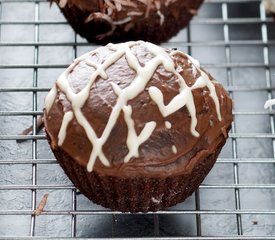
[{"left": 48, "top": 133, "right": 227, "bottom": 213}]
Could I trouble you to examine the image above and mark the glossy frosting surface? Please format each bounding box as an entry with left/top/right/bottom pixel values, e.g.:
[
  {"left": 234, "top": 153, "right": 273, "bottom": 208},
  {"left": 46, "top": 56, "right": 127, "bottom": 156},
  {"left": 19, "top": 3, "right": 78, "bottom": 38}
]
[{"left": 44, "top": 41, "right": 233, "bottom": 178}]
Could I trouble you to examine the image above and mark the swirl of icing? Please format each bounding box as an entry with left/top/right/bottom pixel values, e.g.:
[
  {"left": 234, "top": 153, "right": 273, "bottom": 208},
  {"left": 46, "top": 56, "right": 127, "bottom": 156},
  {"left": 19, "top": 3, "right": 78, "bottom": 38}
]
[{"left": 45, "top": 41, "right": 222, "bottom": 172}]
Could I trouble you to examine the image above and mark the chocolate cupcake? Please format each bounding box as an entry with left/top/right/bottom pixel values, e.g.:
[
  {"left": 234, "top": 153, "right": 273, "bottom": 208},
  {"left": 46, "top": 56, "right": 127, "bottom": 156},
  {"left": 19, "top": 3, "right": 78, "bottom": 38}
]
[
  {"left": 50, "top": 0, "right": 204, "bottom": 44},
  {"left": 44, "top": 41, "right": 232, "bottom": 213}
]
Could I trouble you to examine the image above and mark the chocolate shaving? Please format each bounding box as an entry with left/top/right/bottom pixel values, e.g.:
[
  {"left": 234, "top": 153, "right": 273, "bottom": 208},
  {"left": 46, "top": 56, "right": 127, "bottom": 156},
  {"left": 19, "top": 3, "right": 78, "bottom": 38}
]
[
  {"left": 105, "top": 0, "right": 116, "bottom": 9},
  {"left": 35, "top": 193, "right": 49, "bottom": 216},
  {"left": 85, "top": 11, "right": 114, "bottom": 24},
  {"left": 85, "top": 11, "right": 133, "bottom": 40},
  {"left": 84, "top": 0, "right": 167, "bottom": 40}
]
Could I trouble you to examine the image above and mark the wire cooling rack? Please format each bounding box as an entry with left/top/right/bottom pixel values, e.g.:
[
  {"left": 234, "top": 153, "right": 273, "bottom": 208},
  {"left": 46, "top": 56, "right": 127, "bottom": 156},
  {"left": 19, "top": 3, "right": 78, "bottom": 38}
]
[{"left": 1, "top": 0, "right": 275, "bottom": 239}]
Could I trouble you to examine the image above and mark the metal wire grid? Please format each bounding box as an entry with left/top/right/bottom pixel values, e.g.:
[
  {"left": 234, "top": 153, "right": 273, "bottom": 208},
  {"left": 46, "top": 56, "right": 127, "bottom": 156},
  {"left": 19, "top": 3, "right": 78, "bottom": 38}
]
[{"left": 1, "top": 0, "right": 275, "bottom": 239}]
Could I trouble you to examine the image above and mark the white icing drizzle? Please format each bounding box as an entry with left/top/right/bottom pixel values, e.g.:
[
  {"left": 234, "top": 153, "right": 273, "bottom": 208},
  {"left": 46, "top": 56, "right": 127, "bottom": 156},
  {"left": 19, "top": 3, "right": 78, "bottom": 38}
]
[
  {"left": 45, "top": 84, "right": 57, "bottom": 113},
  {"left": 148, "top": 49, "right": 199, "bottom": 137},
  {"left": 58, "top": 111, "right": 74, "bottom": 146},
  {"left": 123, "top": 105, "right": 156, "bottom": 163},
  {"left": 165, "top": 121, "right": 172, "bottom": 129},
  {"left": 149, "top": 86, "right": 199, "bottom": 137},
  {"left": 172, "top": 145, "right": 177, "bottom": 154},
  {"left": 45, "top": 41, "right": 222, "bottom": 172},
  {"left": 173, "top": 51, "right": 222, "bottom": 121},
  {"left": 187, "top": 58, "right": 222, "bottom": 122}
]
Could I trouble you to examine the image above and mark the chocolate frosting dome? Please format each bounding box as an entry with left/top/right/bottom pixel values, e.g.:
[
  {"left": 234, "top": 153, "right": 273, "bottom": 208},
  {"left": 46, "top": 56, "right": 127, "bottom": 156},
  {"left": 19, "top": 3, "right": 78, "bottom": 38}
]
[{"left": 44, "top": 41, "right": 232, "bottom": 178}]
